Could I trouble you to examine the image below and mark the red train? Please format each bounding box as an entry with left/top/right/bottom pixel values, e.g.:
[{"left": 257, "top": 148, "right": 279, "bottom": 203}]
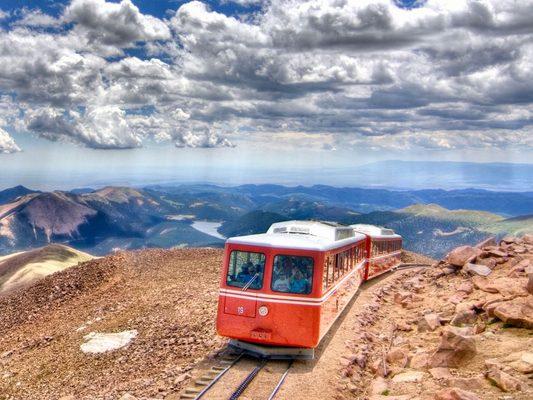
[{"left": 216, "top": 220, "right": 402, "bottom": 358}]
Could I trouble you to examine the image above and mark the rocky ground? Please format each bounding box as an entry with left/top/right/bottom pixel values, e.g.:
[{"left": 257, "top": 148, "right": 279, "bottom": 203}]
[
  {"left": 0, "top": 249, "right": 226, "bottom": 400},
  {"left": 338, "top": 235, "right": 533, "bottom": 400},
  {"left": 1, "top": 240, "right": 531, "bottom": 400}
]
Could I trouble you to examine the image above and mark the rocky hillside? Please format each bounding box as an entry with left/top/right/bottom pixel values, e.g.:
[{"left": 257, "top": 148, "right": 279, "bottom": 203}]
[
  {"left": 338, "top": 235, "right": 532, "bottom": 399},
  {"left": 0, "top": 244, "right": 94, "bottom": 295},
  {"left": 0, "top": 239, "right": 530, "bottom": 399},
  {"left": 0, "top": 248, "right": 225, "bottom": 399}
]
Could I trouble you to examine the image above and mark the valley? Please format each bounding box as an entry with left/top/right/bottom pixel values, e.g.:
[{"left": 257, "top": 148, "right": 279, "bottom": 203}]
[{"left": 0, "top": 184, "right": 531, "bottom": 259}]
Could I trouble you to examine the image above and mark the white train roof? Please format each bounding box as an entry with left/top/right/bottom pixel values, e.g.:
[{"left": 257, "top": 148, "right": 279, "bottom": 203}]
[
  {"left": 350, "top": 224, "right": 401, "bottom": 239},
  {"left": 226, "top": 220, "right": 366, "bottom": 251}
]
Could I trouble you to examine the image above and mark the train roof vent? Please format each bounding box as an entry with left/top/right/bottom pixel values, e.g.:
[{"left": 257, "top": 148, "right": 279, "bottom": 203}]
[
  {"left": 267, "top": 220, "right": 354, "bottom": 242},
  {"left": 350, "top": 224, "right": 397, "bottom": 236}
]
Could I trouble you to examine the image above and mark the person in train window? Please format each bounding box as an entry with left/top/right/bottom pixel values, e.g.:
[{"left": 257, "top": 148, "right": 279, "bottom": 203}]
[
  {"left": 273, "top": 271, "right": 290, "bottom": 291},
  {"left": 248, "top": 263, "right": 264, "bottom": 289},
  {"left": 236, "top": 262, "right": 253, "bottom": 284},
  {"left": 290, "top": 269, "right": 309, "bottom": 293}
]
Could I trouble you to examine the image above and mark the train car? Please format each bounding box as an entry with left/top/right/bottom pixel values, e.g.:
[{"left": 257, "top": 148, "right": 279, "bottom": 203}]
[
  {"left": 351, "top": 224, "right": 402, "bottom": 280},
  {"left": 216, "top": 220, "right": 402, "bottom": 358}
]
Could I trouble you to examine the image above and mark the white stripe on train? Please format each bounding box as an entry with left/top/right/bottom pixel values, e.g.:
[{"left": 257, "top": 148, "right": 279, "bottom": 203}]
[{"left": 219, "top": 260, "right": 366, "bottom": 306}]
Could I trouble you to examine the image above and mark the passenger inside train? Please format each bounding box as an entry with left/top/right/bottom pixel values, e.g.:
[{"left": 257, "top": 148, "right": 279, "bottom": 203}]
[
  {"left": 271, "top": 255, "right": 313, "bottom": 294},
  {"left": 226, "top": 250, "right": 265, "bottom": 289}
]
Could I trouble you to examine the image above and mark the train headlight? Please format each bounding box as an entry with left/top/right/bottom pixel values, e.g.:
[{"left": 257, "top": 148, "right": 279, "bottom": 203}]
[{"left": 258, "top": 305, "right": 269, "bottom": 316}]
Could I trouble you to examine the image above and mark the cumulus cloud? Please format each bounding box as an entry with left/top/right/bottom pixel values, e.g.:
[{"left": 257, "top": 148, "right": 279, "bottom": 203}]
[
  {"left": 0, "top": 128, "right": 20, "bottom": 153},
  {"left": 0, "top": 0, "right": 532, "bottom": 152},
  {"left": 64, "top": 0, "right": 171, "bottom": 46}
]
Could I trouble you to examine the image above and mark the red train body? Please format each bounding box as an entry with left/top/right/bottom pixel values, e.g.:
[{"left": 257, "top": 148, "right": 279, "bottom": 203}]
[{"left": 216, "top": 221, "right": 402, "bottom": 350}]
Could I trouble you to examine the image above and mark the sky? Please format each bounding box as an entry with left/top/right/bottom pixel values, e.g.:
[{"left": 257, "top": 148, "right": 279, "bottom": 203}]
[{"left": 0, "top": 0, "right": 532, "bottom": 189}]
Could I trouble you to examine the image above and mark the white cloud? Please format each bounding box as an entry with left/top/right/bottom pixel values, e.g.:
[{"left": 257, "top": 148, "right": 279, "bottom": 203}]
[
  {"left": 64, "top": 0, "right": 171, "bottom": 46},
  {"left": 0, "top": 0, "right": 532, "bottom": 153},
  {"left": 0, "top": 128, "right": 21, "bottom": 154}
]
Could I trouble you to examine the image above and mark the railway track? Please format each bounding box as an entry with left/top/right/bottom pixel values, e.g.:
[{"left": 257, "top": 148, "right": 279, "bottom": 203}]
[
  {"left": 179, "top": 262, "right": 430, "bottom": 400},
  {"left": 179, "top": 351, "right": 293, "bottom": 400}
]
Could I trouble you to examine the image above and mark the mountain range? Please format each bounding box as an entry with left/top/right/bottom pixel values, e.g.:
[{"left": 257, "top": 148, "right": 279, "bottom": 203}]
[{"left": 0, "top": 184, "right": 531, "bottom": 258}]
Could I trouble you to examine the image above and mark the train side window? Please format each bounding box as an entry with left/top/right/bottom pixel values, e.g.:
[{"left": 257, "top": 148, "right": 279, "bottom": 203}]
[
  {"left": 226, "top": 250, "right": 266, "bottom": 290},
  {"left": 272, "top": 255, "right": 314, "bottom": 295}
]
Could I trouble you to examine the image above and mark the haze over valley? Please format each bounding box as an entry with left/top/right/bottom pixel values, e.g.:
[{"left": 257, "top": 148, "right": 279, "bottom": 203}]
[{"left": 1, "top": 182, "right": 531, "bottom": 259}]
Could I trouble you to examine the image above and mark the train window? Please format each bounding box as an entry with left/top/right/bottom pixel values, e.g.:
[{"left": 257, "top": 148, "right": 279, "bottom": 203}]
[
  {"left": 272, "top": 255, "right": 314, "bottom": 295},
  {"left": 323, "top": 255, "right": 332, "bottom": 290},
  {"left": 226, "top": 251, "right": 266, "bottom": 290}
]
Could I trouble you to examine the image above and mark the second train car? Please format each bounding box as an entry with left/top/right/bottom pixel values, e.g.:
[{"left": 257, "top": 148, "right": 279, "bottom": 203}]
[{"left": 216, "top": 220, "right": 402, "bottom": 358}]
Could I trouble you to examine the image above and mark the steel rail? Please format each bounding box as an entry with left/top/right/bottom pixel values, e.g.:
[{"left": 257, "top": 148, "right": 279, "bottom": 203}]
[
  {"left": 192, "top": 353, "right": 244, "bottom": 400},
  {"left": 267, "top": 360, "right": 293, "bottom": 400}
]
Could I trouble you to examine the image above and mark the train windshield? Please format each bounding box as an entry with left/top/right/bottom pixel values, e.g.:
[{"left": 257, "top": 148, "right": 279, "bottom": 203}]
[
  {"left": 271, "top": 255, "right": 314, "bottom": 295},
  {"left": 226, "top": 250, "right": 266, "bottom": 290}
]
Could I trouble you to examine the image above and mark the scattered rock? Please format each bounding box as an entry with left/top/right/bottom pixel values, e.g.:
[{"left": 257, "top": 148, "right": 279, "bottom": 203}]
[
  {"left": 493, "top": 296, "right": 533, "bottom": 329},
  {"left": 485, "top": 365, "right": 523, "bottom": 392},
  {"left": 386, "top": 347, "right": 409, "bottom": 369},
  {"left": 428, "top": 367, "right": 452, "bottom": 380},
  {"left": 418, "top": 313, "right": 441, "bottom": 332},
  {"left": 409, "top": 352, "right": 429, "bottom": 369},
  {"left": 369, "top": 377, "right": 388, "bottom": 395},
  {"left": 475, "top": 257, "right": 497, "bottom": 269},
  {"left": 428, "top": 326, "right": 477, "bottom": 368},
  {"left": 435, "top": 387, "right": 481, "bottom": 400},
  {"left": 527, "top": 272, "right": 533, "bottom": 295},
  {"left": 450, "top": 309, "right": 477, "bottom": 327},
  {"left": 446, "top": 246, "right": 481, "bottom": 267},
  {"left": 464, "top": 263, "right": 491, "bottom": 277},
  {"left": 509, "top": 352, "right": 533, "bottom": 374},
  {"left": 394, "top": 291, "right": 412, "bottom": 307},
  {"left": 391, "top": 370, "right": 425, "bottom": 383},
  {"left": 456, "top": 282, "right": 473, "bottom": 294},
  {"left": 446, "top": 376, "right": 485, "bottom": 391},
  {"left": 119, "top": 394, "right": 138, "bottom": 400}
]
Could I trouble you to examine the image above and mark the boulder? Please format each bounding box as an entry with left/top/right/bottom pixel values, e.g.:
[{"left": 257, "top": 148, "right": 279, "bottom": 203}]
[
  {"left": 522, "top": 234, "right": 533, "bottom": 245},
  {"left": 509, "top": 259, "right": 530, "bottom": 276},
  {"left": 119, "top": 395, "right": 138, "bottom": 400},
  {"left": 409, "top": 352, "right": 429, "bottom": 369},
  {"left": 464, "top": 263, "right": 491, "bottom": 277},
  {"left": 435, "top": 387, "right": 481, "bottom": 400},
  {"left": 475, "top": 257, "right": 496, "bottom": 269},
  {"left": 450, "top": 309, "right": 477, "bottom": 327},
  {"left": 428, "top": 367, "right": 452, "bottom": 379},
  {"left": 418, "top": 313, "right": 441, "bottom": 332},
  {"left": 446, "top": 376, "right": 485, "bottom": 391},
  {"left": 490, "top": 248, "right": 508, "bottom": 257},
  {"left": 394, "top": 291, "right": 412, "bottom": 307},
  {"left": 446, "top": 246, "right": 481, "bottom": 267},
  {"left": 369, "top": 376, "right": 389, "bottom": 395},
  {"left": 485, "top": 365, "right": 522, "bottom": 392},
  {"left": 456, "top": 282, "right": 473, "bottom": 294},
  {"left": 448, "top": 292, "right": 467, "bottom": 304},
  {"left": 386, "top": 347, "right": 409, "bottom": 369},
  {"left": 428, "top": 326, "right": 477, "bottom": 368},
  {"left": 473, "top": 276, "right": 528, "bottom": 296},
  {"left": 501, "top": 236, "right": 518, "bottom": 244},
  {"left": 391, "top": 370, "right": 425, "bottom": 383},
  {"left": 493, "top": 296, "right": 533, "bottom": 329},
  {"left": 506, "top": 352, "right": 533, "bottom": 374}
]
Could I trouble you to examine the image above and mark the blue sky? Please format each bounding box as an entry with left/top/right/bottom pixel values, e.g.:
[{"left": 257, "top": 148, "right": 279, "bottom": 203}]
[{"left": 0, "top": 0, "right": 532, "bottom": 190}]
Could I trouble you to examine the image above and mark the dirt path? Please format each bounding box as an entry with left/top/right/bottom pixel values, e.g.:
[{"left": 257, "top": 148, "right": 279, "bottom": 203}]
[{"left": 276, "top": 270, "right": 414, "bottom": 400}]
